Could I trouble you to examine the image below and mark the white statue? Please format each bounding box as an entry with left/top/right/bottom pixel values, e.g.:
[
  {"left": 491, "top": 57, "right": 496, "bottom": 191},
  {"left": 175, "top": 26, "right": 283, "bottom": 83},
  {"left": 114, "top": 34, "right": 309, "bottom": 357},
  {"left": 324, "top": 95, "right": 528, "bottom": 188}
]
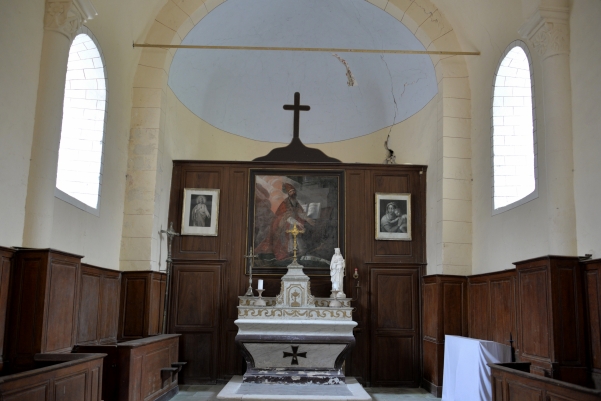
[{"left": 330, "top": 248, "right": 346, "bottom": 298}]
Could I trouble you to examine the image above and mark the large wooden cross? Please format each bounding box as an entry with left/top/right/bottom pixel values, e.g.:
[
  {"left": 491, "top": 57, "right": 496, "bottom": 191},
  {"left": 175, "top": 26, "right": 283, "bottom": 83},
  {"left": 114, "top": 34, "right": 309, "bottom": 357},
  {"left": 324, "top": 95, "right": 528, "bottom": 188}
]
[{"left": 283, "top": 92, "right": 310, "bottom": 140}]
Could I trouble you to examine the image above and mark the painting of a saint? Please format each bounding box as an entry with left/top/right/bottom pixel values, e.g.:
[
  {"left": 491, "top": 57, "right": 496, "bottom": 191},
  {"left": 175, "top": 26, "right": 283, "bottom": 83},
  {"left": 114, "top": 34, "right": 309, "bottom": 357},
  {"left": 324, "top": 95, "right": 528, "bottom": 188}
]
[{"left": 249, "top": 172, "right": 343, "bottom": 271}]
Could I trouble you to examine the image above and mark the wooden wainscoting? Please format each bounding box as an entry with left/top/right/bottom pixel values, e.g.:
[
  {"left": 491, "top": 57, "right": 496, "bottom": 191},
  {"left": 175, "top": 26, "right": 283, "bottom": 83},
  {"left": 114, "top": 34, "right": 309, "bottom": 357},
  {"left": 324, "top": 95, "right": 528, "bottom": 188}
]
[
  {"left": 467, "top": 269, "right": 518, "bottom": 351},
  {"left": 166, "top": 161, "right": 428, "bottom": 385},
  {"left": 583, "top": 258, "right": 601, "bottom": 387},
  {"left": 8, "top": 248, "right": 82, "bottom": 371},
  {"left": 514, "top": 256, "right": 587, "bottom": 385},
  {"left": 77, "top": 264, "right": 121, "bottom": 345},
  {"left": 0, "top": 247, "right": 13, "bottom": 372},
  {"left": 118, "top": 271, "right": 166, "bottom": 341},
  {"left": 421, "top": 275, "right": 467, "bottom": 396}
]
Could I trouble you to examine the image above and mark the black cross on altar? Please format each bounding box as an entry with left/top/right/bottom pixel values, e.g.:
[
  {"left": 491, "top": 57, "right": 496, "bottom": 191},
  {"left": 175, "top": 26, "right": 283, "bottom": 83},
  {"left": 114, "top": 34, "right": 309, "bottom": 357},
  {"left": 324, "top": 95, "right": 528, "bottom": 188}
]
[
  {"left": 283, "top": 92, "right": 310, "bottom": 140},
  {"left": 283, "top": 345, "right": 307, "bottom": 365}
]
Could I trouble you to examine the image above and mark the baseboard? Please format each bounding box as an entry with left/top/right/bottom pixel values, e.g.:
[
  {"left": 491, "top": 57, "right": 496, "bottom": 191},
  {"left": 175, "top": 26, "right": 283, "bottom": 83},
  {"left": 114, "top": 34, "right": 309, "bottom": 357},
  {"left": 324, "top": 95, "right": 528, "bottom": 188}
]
[
  {"left": 421, "top": 378, "right": 442, "bottom": 397},
  {"left": 155, "top": 386, "right": 179, "bottom": 401}
]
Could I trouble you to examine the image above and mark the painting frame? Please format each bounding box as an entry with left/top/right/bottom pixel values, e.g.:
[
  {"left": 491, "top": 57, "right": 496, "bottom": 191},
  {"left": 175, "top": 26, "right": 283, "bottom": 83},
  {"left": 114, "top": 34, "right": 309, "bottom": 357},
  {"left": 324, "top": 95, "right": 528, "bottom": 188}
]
[
  {"left": 375, "top": 193, "right": 412, "bottom": 241},
  {"left": 181, "top": 188, "right": 220, "bottom": 236},
  {"left": 247, "top": 169, "right": 345, "bottom": 275}
]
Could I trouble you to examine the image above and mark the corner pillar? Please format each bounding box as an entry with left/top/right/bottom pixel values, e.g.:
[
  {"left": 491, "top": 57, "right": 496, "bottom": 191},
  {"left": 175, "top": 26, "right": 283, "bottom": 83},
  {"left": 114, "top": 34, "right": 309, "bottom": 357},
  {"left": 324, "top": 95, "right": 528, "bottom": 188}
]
[{"left": 520, "top": 3, "right": 576, "bottom": 254}]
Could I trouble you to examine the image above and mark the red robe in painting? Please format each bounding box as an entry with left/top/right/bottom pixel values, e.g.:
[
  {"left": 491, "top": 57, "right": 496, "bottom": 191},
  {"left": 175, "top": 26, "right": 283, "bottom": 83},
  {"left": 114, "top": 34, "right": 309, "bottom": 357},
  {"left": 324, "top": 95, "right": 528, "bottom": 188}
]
[{"left": 256, "top": 196, "right": 310, "bottom": 260}]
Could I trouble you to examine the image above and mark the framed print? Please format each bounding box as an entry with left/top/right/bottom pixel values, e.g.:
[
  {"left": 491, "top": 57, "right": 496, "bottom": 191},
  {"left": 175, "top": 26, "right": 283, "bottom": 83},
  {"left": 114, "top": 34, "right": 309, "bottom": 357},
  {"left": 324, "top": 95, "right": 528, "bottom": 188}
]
[
  {"left": 181, "top": 188, "right": 220, "bottom": 236},
  {"left": 375, "top": 193, "right": 411, "bottom": 241},
  {"left": 248, "top": 170, "right": 344, "bottom": 275}
]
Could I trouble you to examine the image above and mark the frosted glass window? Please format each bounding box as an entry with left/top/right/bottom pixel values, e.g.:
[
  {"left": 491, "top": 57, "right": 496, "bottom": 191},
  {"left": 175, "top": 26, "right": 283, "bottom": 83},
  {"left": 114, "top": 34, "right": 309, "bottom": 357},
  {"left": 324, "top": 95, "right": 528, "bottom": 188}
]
[
  {"left": 492, "top": 42, "right": 536, "bottom": 211},
  {"left": 56, "top": 31, "right": 106, "bottom": 209}
]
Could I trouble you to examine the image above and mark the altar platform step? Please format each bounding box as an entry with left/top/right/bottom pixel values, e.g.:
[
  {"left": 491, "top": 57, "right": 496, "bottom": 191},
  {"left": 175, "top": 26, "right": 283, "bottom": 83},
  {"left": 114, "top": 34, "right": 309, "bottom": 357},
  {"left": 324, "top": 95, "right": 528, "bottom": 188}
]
[{"left": 216, "top": 375, "right": 372, "bottom": 401}]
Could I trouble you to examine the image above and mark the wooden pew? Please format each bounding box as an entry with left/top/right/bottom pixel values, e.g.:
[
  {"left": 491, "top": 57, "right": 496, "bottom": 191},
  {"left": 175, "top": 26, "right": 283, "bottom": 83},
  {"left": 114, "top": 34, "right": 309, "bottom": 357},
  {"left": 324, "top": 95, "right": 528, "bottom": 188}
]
[
  {"left": 490, "top": 362, "right": 601, "bottom": 400},
  {"left": 0, "top": 353, "right": 105, "bottom": 400},
  {"left": 74, "top": 334, "right": 182, "bottom": 401}
]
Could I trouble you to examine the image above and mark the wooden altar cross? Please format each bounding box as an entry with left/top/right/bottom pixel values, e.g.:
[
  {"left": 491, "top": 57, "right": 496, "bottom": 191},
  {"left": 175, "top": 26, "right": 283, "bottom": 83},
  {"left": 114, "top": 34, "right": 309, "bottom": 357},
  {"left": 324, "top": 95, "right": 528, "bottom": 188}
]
[{"left": 283, "top": 92, "right": 310, "bottom": 141}]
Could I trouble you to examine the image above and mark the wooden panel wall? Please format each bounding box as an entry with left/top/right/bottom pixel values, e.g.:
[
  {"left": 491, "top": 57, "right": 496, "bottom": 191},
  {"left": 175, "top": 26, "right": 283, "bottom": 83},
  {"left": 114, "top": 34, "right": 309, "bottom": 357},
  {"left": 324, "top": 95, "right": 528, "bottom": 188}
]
[
  {"left": 467, "top": 270, "right": 518, "bottom": 350},
  {"left": 515, "top": 256, "right": 587, "bottom": 385},
  {"left": 118, "top": 271, "right": 166, "bottom": 341},
  {"left": 583, "top": 259, "right": 601, "bottom": 387},
  {"left": 77, "top": 264, "right": 121, "bottom": 345},
  {"left": 0, "top": 247, "right": 14, "bottom": 372},
  {"left": 167, "top": 161, "right": 427, "bottom": 385},
  {"left": 8, "top": 249, "right": 82, "bottom": 371},
  {"left": 421, "top": 275, "right": 467, "bottom": 396}
]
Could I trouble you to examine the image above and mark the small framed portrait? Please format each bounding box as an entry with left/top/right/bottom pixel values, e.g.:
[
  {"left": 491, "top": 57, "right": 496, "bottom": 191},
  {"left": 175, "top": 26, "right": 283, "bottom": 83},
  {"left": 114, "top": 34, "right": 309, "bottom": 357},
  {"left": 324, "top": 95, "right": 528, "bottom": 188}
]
[
  {"left": 375, "top": 193, "right": 411, "bottom": 241},
  {"left": 181, "top": 188, "right": 220, "bottom": 236}
]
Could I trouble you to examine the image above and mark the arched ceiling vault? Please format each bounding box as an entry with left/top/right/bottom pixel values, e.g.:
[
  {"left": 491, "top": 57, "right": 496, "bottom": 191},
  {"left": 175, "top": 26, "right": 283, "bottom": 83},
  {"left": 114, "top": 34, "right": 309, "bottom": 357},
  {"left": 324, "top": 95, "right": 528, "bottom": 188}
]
[{"left": 134, "top": 0, "right": 468, "bottom": 143}]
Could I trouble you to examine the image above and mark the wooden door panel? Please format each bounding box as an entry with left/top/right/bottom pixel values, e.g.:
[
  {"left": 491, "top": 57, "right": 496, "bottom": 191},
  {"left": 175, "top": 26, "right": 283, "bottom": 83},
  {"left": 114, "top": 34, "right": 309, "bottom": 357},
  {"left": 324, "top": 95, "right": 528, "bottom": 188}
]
[
  {"left": 520, "top": 268, "right": 550, "bottom": 359},
  {"left": 370, "top": 267, "right": 420, "bottom": 386}
]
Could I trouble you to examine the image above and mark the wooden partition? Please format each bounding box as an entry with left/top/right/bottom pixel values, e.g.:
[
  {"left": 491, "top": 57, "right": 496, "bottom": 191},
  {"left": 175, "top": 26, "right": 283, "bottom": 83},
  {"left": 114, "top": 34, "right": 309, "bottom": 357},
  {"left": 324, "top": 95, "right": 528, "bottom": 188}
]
[
  {"left": 167, "top": 161, "right": 427, "bottom": 385},
  {"left": 78, "top": 264, "right": 121, "bottom": 345},
  {"left": 0, "top": 247, "right": 13, "bottom": 372},
  {"left": 118, "top": 271, "right": 166, "bottom": 341},
  {"left": 75, "top": 334, "right": 181, "bottom": 401},
  {"left": 0, "top": 353, "right": 105, "bottom": 401},
  {"left": 491, "top": 363, "right": 601, "bottom": 401},
  {"left": 583, "top": 258, "right": 601, "bottom": 387},
  {"left": 514, "top": 256, "right": 587, "bottom": 385},
  {"left": 467, "top": 269, "right": 518, "bottom": 351},
  {"left": 8, "top": 248, "right": 82, "bottom": 372},
  {"left": 421, "top": 275, "right": 467, "bottom": 396}
]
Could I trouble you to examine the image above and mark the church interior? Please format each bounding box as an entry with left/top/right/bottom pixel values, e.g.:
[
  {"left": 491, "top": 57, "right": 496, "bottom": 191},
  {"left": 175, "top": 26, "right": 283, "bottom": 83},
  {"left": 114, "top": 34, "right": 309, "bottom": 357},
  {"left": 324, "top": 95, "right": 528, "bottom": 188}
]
[{"left": 1, "top": 0, "right": 601, "bottom": 399}]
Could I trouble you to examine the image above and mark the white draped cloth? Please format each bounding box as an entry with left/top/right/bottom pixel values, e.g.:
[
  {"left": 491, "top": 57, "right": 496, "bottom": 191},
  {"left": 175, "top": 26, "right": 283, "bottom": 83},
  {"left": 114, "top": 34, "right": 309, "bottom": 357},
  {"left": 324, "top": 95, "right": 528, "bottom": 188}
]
[{"left": 442, "top": 335, "right": 511, "bottom": 401}]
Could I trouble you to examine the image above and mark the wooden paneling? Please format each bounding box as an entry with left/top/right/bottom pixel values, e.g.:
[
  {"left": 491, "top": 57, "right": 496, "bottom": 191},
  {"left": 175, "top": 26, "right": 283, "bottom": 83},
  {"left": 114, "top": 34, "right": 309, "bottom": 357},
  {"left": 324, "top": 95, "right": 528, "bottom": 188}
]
[
  {"left": 167, "top": 161, "right": 428, "bottom": 385},
  {"left": 170, "top": 263, "right": 222, "bottom": 383},
  {"left": 8, "top": 249, "right": 82, "bottom": 371},
  {"left": 583, "top": 259, "right": 601, "bottom": 387},
  {"left": 0, "top": 353, "right": 104, "bottom": 401},
  {"left": 77, "top": 264, "right": 121, "bottom": 345},
  {"left": 75, "top": 334, "right": 180, "bottom": 401},
  {"left": 421, "top": 275, "right": 467, "bottom": 396},
  {"left": 369, "top": 266, "right": 421, "bottom": 386},
  {"left": 118, "top": 271, "right": 166, "bottom": 341},
  {"left": 468, "top": 270, "right": 518, "bottom": 350},
  {"left": 0, "top": 247, "right": 14, "bottom": 372},
  {"left": 490, "top": 363, "right": 601, "bottom": 401},
  {"left": 515, "top": 256, "right": 587, "bottom": 385}
]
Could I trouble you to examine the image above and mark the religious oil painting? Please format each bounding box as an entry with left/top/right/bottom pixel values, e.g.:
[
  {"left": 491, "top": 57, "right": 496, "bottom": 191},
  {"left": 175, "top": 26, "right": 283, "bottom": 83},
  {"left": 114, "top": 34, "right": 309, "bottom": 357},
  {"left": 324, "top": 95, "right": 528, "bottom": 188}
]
[
  {"left": 375, "top": 193, "right": 411, "bottom": 241},
  {"left": 181, "top": 188, "right": 220, "bottom": 236},
  {"left": 248, "top": 170, "right": 344, "bottom": 274}
]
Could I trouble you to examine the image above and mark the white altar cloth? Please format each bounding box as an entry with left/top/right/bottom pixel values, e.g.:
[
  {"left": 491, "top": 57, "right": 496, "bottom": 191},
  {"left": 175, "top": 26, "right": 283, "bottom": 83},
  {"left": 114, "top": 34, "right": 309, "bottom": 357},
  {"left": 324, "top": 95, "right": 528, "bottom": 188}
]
[{"left": 442, "top": 335, "right": 511, "bottom": 401}]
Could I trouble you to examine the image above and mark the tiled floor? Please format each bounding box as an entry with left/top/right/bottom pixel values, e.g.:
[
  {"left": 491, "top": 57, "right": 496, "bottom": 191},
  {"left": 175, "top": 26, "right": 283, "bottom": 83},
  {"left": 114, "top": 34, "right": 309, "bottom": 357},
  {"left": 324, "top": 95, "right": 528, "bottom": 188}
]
[{"left": 172, "top": 384, "right": 440, "bottom": 400}]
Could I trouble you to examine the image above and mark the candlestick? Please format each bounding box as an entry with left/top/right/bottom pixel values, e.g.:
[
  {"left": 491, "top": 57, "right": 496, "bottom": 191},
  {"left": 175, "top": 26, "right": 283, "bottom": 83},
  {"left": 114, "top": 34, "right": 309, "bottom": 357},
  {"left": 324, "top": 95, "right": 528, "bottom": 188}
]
[{"left": 255, "top": 289, "right": 266, "bottom": 307}]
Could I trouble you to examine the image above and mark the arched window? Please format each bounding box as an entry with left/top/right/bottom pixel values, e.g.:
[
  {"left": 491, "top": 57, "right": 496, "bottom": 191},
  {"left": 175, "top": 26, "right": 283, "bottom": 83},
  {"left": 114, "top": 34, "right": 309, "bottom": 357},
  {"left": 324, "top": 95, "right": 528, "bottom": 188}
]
[
  {"left": 492, "top": 41, "right": 537, "bottom": 213},
  {"left": 55, "top": 28, "right": 106, "bottom": 212}
]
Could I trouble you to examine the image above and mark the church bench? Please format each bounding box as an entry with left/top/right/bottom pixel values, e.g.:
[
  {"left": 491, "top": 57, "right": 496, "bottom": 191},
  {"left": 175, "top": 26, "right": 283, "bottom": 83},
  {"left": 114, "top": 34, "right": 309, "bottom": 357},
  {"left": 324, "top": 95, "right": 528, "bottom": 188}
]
[
  {"left": 0, "top": 353, "right": 104, "bottom": 400},
  {"left": 73, "top": 333, "right": 181, "bottom": 401},
  {"left": 490, "top": 362, "right": 601, "bottom": 401}
]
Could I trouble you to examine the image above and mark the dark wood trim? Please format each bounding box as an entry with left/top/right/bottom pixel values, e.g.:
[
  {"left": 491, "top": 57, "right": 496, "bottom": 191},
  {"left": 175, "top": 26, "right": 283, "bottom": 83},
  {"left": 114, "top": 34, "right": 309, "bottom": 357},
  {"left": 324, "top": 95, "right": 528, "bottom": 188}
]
[
  {"left": 421, "top": 378, "right": 443, "bottom": 397},
  {"left": 583, "top": 258, "right": 601, "bottom": 388},
  {"left": 0, "top": 247, "right": 14, "bottom": 372}
]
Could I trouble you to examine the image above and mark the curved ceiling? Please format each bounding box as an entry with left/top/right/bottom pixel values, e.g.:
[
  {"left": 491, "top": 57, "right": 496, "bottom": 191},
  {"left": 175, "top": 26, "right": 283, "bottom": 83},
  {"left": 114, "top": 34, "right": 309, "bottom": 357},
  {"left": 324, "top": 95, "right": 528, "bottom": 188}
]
[{"left": 168, "top": 0, "right": 438, "bottom": 144}]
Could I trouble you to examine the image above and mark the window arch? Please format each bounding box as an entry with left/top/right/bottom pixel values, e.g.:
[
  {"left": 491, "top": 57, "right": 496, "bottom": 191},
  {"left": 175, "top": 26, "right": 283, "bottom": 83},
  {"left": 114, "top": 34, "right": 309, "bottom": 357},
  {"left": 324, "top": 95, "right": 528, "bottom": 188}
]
[
  {"left": 492, "top": 40, "right": 537, "bottom": 213},
  {"left": 55, "top": 27, "right": 107, "bottom": 212}
]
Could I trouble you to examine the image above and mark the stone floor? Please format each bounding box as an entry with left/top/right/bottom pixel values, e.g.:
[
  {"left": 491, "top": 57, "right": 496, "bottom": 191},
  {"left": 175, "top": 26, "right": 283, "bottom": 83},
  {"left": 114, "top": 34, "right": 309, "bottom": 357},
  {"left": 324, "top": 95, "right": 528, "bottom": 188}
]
[{"left": 172, "top": 384, "right": 440, "bottom": 400}]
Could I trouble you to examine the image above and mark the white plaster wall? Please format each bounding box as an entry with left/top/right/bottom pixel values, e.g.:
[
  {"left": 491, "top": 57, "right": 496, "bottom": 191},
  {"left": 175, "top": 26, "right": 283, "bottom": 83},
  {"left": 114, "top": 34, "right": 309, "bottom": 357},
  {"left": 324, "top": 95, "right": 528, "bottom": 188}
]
[
  {"left": 48, "top": 0, "right": 168, "bottom": 269},
  {"left": 571, "top": 0, "right": 601, "bottom": 259},
  {"left": 0, "top": 0, "right": 45, "bottom": 247},
  {"left": 435, "top": 0, "right": 550, "bottom": 273}
]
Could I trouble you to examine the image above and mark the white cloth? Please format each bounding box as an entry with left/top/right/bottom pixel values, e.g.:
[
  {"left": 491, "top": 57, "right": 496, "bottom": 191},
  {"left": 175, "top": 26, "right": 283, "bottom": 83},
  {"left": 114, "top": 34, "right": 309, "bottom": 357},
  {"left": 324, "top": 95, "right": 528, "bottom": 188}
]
[{"left": 442, "top": 335, "right": 511, "bottom": 401}]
